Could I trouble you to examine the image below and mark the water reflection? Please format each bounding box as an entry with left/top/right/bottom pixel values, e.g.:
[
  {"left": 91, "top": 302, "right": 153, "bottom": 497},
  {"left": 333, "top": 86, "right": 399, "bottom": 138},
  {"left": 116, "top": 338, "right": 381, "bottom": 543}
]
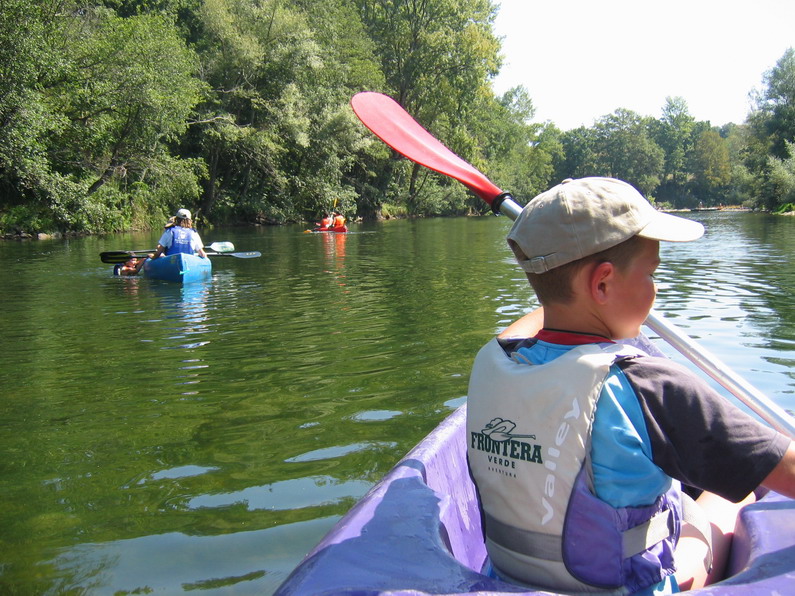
[
  {"left": 145, "top": 281, "right": 212, "bottom": 350},
  {"left": 52, "top": 530, "right": 276, "bottom": 593},
  {"left": 187, "top": 475, "right": 373, "bottom": 511},
  {"left": 321, "top": 230, "right": 347, "bottom": 265}
]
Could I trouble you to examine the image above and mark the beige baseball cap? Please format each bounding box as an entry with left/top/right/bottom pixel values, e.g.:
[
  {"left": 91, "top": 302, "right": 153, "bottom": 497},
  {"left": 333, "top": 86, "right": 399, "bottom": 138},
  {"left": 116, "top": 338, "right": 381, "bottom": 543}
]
[{"left": 507, "top": 177, "right": 704, "bottom": 274}]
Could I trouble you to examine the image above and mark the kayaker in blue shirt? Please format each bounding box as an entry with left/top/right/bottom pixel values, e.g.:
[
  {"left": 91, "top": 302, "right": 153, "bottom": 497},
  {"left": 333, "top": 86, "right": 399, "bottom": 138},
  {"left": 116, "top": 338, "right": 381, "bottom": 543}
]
[
  {"left": 151, "top": 208, "right": 207, "bottom": 260},
  {"left": 466, "top": 177, "right": 795, "bottom": 595}
]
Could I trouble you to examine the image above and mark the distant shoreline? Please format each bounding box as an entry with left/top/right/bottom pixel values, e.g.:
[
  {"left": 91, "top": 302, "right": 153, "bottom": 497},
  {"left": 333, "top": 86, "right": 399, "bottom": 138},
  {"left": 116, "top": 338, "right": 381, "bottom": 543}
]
[{"left": 660, "top": 206, "right": 751, "bottom": 213}]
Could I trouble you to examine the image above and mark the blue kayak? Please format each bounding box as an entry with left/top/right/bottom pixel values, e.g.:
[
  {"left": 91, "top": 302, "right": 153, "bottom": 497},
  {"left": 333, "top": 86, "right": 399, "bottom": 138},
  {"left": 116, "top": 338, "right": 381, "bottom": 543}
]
[{"left": 142, "top": 253, "right": 211, "bottom": 283}]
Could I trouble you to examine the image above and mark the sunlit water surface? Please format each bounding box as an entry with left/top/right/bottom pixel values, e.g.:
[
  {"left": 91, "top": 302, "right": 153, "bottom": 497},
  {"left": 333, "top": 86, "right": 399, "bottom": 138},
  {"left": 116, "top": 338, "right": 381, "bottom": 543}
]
[{"left": 1, "top": 212, "right": 794, "bottom": 594}]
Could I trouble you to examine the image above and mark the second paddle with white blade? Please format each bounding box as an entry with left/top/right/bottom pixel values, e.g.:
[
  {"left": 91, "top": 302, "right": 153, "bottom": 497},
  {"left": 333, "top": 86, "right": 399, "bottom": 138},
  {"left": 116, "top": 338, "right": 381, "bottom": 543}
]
[
  {"left": 100, "top": 242, "right": 261, "bottom": 264},
  {"left": 350, "top": 91, "right": 795, "bottom": 438}
]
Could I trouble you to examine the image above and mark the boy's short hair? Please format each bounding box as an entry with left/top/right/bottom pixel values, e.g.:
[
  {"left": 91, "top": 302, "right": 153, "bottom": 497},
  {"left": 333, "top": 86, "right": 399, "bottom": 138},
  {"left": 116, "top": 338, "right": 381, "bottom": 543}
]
[
  {"left": 508, "top": 178, "right": 704, "bottom": 305},
  {"left": 517, "top": 235, "right": 645, "bottom": 305},
  {"left": 507, "top": 177, "right": 704, "bottom": 276}
]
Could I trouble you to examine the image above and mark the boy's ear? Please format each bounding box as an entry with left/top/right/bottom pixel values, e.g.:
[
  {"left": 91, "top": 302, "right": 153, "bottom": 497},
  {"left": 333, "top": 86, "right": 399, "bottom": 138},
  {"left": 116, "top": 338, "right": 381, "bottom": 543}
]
[{"left": 589, "top": 261, "right": 615, "bottom": 304}]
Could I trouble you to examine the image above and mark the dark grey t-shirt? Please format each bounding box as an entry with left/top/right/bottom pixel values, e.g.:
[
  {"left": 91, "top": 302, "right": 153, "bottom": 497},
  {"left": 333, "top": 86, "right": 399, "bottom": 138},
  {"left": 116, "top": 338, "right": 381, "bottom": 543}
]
[{"left": 617, "top": 356, "right": 789, "bottom": 502}]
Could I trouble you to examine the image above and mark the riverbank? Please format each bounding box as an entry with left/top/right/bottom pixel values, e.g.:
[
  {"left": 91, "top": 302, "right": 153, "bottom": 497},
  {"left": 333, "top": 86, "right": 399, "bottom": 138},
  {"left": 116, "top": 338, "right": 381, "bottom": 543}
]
[
  {"left": 661, "top": 205, "right": 752, "bottom": 213},
  {"left": 1, "top": 231, "right": 67, "bottom": 240},
  {"left": 0, "top": 211, "right": 474, "bottom": 241}
]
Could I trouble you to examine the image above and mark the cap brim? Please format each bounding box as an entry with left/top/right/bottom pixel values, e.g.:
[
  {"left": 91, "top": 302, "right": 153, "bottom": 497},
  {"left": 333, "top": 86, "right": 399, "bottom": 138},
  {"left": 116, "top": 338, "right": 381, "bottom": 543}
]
[{"left": 637, "top": 212, "right": 704, "bottom": 242}]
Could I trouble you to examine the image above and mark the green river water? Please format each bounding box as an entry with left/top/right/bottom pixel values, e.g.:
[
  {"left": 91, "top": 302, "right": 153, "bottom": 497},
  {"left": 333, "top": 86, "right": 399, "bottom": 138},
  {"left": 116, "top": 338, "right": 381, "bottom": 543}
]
[{"left": 1, "top": 212, "right": 794, "bottom": 594}]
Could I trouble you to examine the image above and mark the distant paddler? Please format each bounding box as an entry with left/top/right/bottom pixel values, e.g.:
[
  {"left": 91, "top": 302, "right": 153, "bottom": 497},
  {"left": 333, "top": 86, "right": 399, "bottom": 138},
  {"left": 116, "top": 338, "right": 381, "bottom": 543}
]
[
  {"left": 315, "top": 212, "right": 334, "bottom": 231},
  {"left": 332, "top": 210, "right": 346, "bottom": 229},
  {"left": 151, "top": 208, "right": 207, "bottom": 259}
]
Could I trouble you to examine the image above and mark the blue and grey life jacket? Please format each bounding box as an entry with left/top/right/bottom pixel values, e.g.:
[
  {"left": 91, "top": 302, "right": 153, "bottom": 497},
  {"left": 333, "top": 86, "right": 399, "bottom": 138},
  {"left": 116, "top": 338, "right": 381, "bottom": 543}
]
[
  {"left": 466, "top": 339, "right": 711, "bottom": 594},
  {"left": 166, "top": 227, "right": 195, "bottom": 255}
]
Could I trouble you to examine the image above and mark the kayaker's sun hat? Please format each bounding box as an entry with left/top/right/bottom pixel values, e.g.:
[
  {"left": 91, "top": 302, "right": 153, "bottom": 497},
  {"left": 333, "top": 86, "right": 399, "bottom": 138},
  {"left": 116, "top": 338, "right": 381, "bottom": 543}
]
[
  {"left": 176, "top": 208, "right": 192, "bottom": 220},
  {"left": 507, "top": 177, "right": 705, "bottom": 274}
]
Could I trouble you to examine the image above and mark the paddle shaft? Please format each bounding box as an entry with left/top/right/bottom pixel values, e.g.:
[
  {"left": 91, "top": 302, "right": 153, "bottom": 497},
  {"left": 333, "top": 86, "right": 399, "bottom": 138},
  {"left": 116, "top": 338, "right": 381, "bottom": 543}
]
[
  {"left": 351, "top": 91, "right": 795, "bottom": 439},
  {"left": 100, "top": 242, "right": 240, "bottom": 264},
  {"left": 645, "top": 311, "right": 795, "bottom": 437},
  {"left": 123, "top": 241, "right": 233, "bottom": 254},
  {"left": 101, "top": 250, "right": 260, "bottom": 263}
]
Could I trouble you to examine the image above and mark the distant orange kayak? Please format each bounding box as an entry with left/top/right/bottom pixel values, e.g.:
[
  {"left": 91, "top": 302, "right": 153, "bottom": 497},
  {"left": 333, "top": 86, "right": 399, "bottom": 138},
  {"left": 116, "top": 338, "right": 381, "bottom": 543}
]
[{"left": 310, "top": 225, "right": 348, "bottom": 233}]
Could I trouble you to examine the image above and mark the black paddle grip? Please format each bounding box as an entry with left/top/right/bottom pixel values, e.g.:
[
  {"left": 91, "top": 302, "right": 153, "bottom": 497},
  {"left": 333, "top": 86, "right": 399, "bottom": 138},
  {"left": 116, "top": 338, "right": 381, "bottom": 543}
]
[{"left": 491, "top": 192, "right": 513, "bottom": 216}]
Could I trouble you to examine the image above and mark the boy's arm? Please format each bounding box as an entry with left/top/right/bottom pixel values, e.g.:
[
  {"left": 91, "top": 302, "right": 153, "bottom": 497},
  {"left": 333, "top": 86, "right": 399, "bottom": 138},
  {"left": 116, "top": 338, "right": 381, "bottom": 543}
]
[
  {"left": 761, "top": 441, "right": 795, "bottom": 498},
  {"left": 498, "top": 307, "right": 544, "bottom": 339}
]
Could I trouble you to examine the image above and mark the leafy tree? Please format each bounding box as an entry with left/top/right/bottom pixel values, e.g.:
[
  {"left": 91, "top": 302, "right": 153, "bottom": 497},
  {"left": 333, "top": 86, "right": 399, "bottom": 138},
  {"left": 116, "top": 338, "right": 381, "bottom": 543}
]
[
  {"left": 593, "top": 109, "right": 664, "bottom": 196},
  {"left": 0, "top": 3, "right": 207, "bottom": 233},
  {"left": 0, "top": 0, "right": 67, "bottom": 231},
  {"left": 353, "top": 0, "right": 502, "bottom": 214},
  {"left": 720, "top": 123, "right": 755, "bottom": 205},
  {"left": 101, "top": 0, "right": 188, "bottom": 15},
  {"left": 0, "top": 0, "right": 50, "bottom": 122},
  {"left": 291, "top": 0, "right": 384, "bottom": 91},
  {"left": 764, "top": 140, "right": 795, "bottom": 210},
  {"left": 52, "top": 8, "right": 205, "bottom": 230},
  {"left": 190, "top": 0, "right": 306, "bottom": 219},
  {"left": 651, "top": 96, "right": 696, "bottom": 204},
  {"left": 745, "top": 48, "right": 795, "bottom": 209},
  {"left": 467, "top": 86, "right": 557, "bottom": 206},
  {"left": 52, "top": 9, "right": 205, "bottom": 193},
  {"left": 655, "top": 97, "right": 695, "bottom": 185},
  {"left": 756, "top": 48, "right": 795, "bottom": 160},
  {"left": 99, "top": 0, "right": 205, "bottom": 44},
  {"left": 691, "top": 129, "right": 731, "bottom": 202},
  {"left": 555, "top": 126, "right": 601, "bottom": 181},
  {"left": 187, "top": 0, "right": 380, "bottom": 223},
  {"left": 356, "top": 0, "right": 499, "bottom": 116}
]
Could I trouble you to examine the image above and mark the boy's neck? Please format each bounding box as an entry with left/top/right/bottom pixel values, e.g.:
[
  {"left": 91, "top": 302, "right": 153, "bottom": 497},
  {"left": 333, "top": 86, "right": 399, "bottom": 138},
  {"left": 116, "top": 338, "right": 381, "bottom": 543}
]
[
  {"left": 541, "top": 303, "right": 614, "bottom": 340},
  {"left": 537, "top": 328, "right": 613, "bottom": 344}
]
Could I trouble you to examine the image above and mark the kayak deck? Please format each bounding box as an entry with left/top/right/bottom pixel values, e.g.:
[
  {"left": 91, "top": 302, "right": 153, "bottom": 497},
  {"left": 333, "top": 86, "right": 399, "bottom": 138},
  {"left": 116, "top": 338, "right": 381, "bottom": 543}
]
[{"left": 275, "top": 405, "right": 795, "bottom": 595}]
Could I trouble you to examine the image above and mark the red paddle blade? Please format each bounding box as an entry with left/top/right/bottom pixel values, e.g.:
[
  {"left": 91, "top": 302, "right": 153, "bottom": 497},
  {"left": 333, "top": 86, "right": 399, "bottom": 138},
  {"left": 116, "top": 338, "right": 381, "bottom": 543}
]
[{"left": 350, "top": 92, "right": 503, "bottom": 205}]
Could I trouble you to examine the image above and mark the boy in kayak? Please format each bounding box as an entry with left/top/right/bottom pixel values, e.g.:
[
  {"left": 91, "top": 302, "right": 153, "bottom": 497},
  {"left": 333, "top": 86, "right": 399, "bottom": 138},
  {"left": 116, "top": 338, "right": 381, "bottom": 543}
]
[
  {"left": 151, "top": 208, "right": 207, "bottom": 259},
  {"left": 466, "top": 177, "right": 795, "bottom": 595},
  {"left": 114, "top": 256, "right": 147, "bottom": 276}
]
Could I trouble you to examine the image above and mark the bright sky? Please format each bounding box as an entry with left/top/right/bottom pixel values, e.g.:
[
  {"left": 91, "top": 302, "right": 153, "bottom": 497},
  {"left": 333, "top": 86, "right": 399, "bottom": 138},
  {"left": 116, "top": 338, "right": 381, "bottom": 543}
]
[{"left": 491, "top": 0, "right": 795, "bottom": 130}]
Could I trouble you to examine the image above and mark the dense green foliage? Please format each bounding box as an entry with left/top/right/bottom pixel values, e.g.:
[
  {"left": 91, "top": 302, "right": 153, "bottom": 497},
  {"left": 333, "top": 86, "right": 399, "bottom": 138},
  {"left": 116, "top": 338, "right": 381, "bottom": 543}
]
[{"left": 1, "top": 1, "right": 795, "bottom": 234}]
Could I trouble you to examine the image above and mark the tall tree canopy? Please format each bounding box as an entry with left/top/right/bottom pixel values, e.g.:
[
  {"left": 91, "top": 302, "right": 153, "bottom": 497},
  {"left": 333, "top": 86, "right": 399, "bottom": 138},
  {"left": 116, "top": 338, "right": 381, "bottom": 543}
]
[{"left": 2, "top": 5, "right": 794, "bottom": 236}]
